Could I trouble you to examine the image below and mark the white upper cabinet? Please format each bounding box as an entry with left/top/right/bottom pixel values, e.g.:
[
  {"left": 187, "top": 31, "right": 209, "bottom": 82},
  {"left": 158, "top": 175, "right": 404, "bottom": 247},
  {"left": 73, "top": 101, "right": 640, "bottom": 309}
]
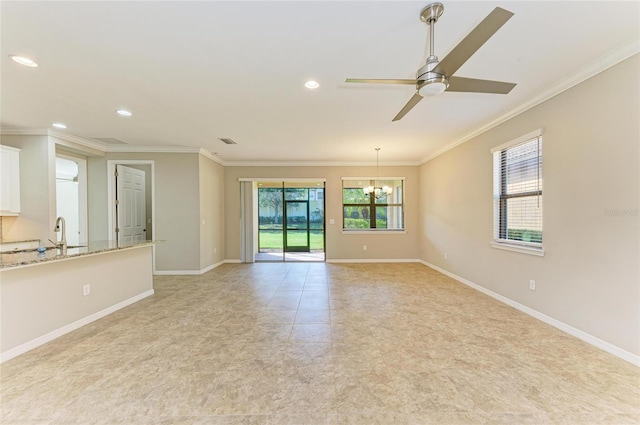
[{"left": 0, "top": 145, "right": 21, "bottom": 215}]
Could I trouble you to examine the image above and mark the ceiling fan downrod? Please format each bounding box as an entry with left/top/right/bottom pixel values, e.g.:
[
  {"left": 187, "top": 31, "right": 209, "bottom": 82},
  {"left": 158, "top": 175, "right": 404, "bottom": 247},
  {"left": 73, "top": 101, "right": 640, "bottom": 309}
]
[
  {"left": 417, "top": 3, "right": 448, "bottom": 95},
  {"left": 420, "top": 2, "right": 443, "bottom": 63}
]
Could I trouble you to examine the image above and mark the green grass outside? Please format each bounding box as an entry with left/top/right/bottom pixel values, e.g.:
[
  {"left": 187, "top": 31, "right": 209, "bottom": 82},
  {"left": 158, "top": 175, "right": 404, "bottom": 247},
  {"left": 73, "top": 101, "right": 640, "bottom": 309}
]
[{"left": 259, "top": 229, "right": 324, "bottom": 251}]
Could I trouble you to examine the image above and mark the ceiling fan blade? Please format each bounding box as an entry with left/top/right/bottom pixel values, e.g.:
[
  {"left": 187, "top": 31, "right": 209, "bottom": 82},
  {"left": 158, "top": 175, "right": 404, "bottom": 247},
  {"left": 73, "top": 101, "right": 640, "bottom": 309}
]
[
  {"left": 433, "top": 7, "right": 514, "bottom": 77},
  {"left": 345, "top": 78, "right": 418, "bottom": 85},
  {"left": 446, "top": 76, "right": 516, "bottom": 94},
  {"left": 392, "top": 93, "right": 423, "bottom": 121}
]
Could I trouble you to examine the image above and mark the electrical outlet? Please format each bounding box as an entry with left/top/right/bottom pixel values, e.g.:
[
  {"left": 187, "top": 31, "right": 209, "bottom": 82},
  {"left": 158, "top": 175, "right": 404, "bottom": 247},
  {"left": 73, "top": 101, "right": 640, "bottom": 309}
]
[
  {"left": 214, "top": 248, "right": 217, "bottom": 254},
  {"left": 529, "top": 280, "right": 536, "bottom": 291},
  {"left": 83, "top": 284, "right": 91, "bottom": 296},
  {"left": 363, "top": 245, "right": 367, "bottom": 251},
  {"left": 444, "top": 253, "right": 448, "bottom": 260}
]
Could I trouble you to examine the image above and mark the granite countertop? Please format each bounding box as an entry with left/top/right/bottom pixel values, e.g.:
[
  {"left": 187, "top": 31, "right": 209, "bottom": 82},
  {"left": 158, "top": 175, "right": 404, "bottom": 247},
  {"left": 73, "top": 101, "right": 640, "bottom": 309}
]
[
  {"left": 0, "top": 240, "right": 157, "bottom": 270},
  {"left": 0, "top": 238, "right": 40, "bottom": 244}
]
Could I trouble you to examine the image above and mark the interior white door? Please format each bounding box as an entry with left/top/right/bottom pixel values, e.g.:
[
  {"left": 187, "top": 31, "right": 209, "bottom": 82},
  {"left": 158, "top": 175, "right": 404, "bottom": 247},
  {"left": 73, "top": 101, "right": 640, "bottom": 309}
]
[{"left": 116, "top": 165, "right": 146, "bottom": 243}]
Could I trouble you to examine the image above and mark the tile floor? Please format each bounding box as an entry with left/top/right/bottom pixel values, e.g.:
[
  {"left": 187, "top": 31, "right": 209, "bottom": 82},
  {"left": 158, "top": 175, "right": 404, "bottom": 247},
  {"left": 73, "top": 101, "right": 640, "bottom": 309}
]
[{"left": 1, "top": 262, "right": 638, "bottom": 424}]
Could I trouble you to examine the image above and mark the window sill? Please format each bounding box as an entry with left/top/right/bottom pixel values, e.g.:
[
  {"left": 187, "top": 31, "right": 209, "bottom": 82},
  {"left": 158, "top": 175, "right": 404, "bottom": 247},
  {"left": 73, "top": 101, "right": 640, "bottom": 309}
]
[
  {"left": 490, "top": 242, "right": 544, "bottom": 257},
  {"left": 342, "top": 230, "right": 407, "bottom": 235}
]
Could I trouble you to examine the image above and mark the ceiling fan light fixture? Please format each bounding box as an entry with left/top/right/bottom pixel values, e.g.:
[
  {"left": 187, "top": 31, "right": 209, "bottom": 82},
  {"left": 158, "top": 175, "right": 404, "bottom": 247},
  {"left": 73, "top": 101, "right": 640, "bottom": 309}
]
[
  {"left": 9, "top": 55, "right": 38, "bottom": 67},
  {"left": 304, "top": 80, "right": 319, "bottom": 89},
  {"left": 116, "top": 109, "right": 132, "bottom": 117},
  {"left": 419, "top": 79, "right": 448, "bottom": 96}
]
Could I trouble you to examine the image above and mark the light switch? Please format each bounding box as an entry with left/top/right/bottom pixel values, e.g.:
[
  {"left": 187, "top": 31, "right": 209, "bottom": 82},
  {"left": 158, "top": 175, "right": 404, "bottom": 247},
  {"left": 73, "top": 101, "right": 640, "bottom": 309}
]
[{"left": 329, "top": 219, "right": 335, "bottom": 225}]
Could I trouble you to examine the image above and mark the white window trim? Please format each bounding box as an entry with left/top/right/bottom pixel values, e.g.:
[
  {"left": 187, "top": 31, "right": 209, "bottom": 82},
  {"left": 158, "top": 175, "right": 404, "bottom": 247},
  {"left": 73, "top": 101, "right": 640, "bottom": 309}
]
[
  {"left": 342, "top": 230, "right": 407, "bottom": 235},
  {"left": 490, "top": 128, "right": 543, "bottom": 154},
  {"left": 491, "top": 129, "right": 543, "bottom": 255},
  {"left": 342, "top": 177, "right": 406, "bottom": 232},
  {"left": 490, "top": 241, "right": 545, "bottom": 257}
]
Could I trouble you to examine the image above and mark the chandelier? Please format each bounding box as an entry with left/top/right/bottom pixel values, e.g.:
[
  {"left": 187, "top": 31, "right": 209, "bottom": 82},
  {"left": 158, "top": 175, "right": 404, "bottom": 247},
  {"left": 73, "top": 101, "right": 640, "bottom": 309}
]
[{"left": 363, "top": 148, "right": 393, "bottom": 199}]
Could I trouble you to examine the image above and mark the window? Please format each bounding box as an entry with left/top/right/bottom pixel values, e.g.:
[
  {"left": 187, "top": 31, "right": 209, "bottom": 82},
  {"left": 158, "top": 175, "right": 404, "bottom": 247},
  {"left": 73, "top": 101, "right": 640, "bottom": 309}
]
[
  {"left": 342, "top": 178, "right": 404, "bottom": 230},
  {"left": 492, "top": 130, "right": 542, "bottom": 253}
]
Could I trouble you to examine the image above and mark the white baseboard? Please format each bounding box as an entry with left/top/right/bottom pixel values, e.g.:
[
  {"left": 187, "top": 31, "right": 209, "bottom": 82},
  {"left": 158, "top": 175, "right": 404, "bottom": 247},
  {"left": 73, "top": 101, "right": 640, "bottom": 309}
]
[
  {"left": 420, "top": 260, "right": 640, "bottom": 367},
  {"left": 154, "top": 260, "right": 227, "bottom": 275},
  {"left": 224, "top": 259, "right": 241, "bottom": 264},
  {"left": 0, "top": 289, "right": 155, "bottom": 363},
  {"left": 154, "top": 270, "right": 200, "bottom": 275},
  {"left": 327, "top": 258, "right": 421, "bottom": 264}
]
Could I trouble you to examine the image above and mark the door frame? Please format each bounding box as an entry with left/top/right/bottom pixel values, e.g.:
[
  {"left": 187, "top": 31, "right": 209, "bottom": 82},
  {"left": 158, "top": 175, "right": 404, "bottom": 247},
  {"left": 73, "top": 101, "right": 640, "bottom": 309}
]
[
  {"left": 284, "top": 199, "right": 310, "bottom": 252},
  {"left": 107, "top": 160, "right": 156, "bottom": 271},
  {"left": 246, "top": 178, "right": 326, "bottom": 262}
]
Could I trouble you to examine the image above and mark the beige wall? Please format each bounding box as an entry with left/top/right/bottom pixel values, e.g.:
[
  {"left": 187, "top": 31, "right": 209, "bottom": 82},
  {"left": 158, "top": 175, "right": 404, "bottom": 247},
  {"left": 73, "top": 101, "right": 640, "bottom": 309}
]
[
  {"left": 87, "top": 155, "right": 108, "bottom": 241},
  {"left": 418, "top": 55, "right": 640, "bottom": 356},
  {"left": 224, "top": 165, "right": 419, "bottom": 261},
  {"left": 88, "top": 152, "right": 201, "bottom": 272},
  {"left": 0, "top": 135, "right": 56, "bottom": 243},
  {"left": 87, "top": 152, "right": 224, "bottom": 273},
  {"left": 199, "top": 155, "right": 225, "bottom": 269}
]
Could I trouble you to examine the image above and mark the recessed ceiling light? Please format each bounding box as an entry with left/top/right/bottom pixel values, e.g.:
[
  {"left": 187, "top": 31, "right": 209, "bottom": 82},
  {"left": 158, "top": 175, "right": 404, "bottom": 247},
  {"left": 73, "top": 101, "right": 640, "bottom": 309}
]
[
  {"left": 9, "top": 55, "right": 38, "bottom": 68},
  {"left": 304, "top": 80, "right": 319, "bottom": 89},
  {"left": 52, "top": 123, "right": 67, "bottom": 129},
  {"left": 116, "top": 109, "right": 132, "bottom": 117}
]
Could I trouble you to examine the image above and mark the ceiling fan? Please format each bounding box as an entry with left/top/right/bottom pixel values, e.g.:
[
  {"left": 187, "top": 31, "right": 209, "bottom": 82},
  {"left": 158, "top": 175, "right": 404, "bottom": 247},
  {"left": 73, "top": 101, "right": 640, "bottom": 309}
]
[{"left": 346, "top": 3, "right": 517, "bottom": 121}]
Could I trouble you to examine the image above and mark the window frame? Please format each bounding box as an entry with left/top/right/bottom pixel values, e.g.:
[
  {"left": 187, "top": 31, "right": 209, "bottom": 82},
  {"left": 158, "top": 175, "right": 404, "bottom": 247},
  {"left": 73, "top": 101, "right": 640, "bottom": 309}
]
[
  {"left": 341, "top": 177, "right": 405, "bottom": 233},
  {"left": 491, "top": 130, "right": 544, "bottom": 256}
]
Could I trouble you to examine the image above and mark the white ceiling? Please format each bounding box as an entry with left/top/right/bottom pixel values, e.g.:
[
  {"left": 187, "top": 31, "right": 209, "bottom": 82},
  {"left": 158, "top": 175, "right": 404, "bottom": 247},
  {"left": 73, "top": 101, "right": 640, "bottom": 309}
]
[{"left": 2, "top": 1, "right": 638, "bottom": 165}]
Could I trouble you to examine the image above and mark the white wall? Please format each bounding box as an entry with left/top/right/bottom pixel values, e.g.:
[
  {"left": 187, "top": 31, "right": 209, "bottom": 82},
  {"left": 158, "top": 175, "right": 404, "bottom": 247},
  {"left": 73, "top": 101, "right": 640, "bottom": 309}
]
[{"left": 418, "top": 54, "right": 639, "bottom": 357}]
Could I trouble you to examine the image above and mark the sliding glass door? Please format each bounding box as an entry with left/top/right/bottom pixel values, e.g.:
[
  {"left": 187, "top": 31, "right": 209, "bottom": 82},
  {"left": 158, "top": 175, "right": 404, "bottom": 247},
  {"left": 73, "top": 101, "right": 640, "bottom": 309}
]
[{"left": 257, "top": 181, "right": 325, "bottom": 261}]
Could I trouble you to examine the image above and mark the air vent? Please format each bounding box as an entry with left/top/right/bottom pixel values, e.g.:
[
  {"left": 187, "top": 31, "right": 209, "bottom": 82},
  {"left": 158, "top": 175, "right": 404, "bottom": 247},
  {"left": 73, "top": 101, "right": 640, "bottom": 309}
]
[{"left": 219, "top": 138, "right": 237, "bottom": 145}]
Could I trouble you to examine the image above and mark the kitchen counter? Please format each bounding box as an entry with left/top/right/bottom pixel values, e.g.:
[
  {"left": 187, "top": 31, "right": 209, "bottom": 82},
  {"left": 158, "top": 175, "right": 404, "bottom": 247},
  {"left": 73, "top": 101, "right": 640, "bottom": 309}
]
[
  {"left": 1, "top": 241, "right": 155, "bottom": 361},
  {"left": 0, "top": 238, "right": 40, "bottom": 244},
  {"left": 0, "top": 240, "right": 158, "bottom": 270}
]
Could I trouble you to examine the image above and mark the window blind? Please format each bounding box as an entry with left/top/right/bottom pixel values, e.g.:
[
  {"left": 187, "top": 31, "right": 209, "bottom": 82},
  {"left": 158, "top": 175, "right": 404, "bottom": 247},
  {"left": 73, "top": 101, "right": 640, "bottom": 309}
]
[{"left": 493, "top": 135, "right": 542, "bottom": 247}]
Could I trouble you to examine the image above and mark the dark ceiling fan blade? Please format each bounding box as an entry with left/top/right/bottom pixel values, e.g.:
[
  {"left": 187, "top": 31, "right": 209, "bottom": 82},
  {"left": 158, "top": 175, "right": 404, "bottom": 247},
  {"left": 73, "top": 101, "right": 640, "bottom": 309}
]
[
  {"left": 433, "top": 7, "right": 514, "bottom": 78},
  {"left": 392, "top": 93, "right": 423, "bottom": 121},
  {"left": 446, "top": 76, "right": 516, "bottom": 94},
  {"left": 345, "top": 78, "right": 418, "bottom": 85}
]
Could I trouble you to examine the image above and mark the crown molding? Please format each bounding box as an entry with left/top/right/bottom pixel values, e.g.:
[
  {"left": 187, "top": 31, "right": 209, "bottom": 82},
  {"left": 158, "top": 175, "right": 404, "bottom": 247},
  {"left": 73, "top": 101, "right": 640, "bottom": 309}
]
[
  {"left": 48, "top": 129, "right": 108, "bottom": 152},
  {"left": 198, "top": 148, "right": 224, "bottom": 165},
  {"left": 419, "top": 39, "right": 640, "bottom": 165},
  {"left": 105, "top": 145, "right": 224, "bottom": 164},
  {"left": 1, "top": 128, "right": 109, "bottom": 155},
  {"left": 222, "top": 160, "right": 421, "bottom": 167},
  {"left": 1, "top": 127, "right": 48, "bottom": 136},
  {"left": 105, "top": 145, "right": 201, "bottom": 154}
]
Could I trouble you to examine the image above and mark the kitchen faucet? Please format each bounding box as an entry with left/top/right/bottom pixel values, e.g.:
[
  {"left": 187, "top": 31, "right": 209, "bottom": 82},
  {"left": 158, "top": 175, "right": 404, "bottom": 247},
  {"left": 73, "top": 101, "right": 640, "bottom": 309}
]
[{"left": 53, "top": 216, "right": 67, "bottom": 254}]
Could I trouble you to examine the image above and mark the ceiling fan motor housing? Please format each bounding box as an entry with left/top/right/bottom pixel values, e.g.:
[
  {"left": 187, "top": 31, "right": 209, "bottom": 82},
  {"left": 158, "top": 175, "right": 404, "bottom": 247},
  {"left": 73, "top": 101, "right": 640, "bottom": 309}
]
[{"left": 417, "top": 58, "right": 449, "bottom": 96}]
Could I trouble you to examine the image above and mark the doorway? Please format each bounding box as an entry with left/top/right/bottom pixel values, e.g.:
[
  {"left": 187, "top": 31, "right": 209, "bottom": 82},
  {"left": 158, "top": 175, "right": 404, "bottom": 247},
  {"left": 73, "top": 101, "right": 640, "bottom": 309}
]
[
  {"left": 107, "top": 160, "right": 156, "bottom": 268},
  {"left": 285, "top": 200, "right": 309, "bottom": 252},
  {"left": 256, "top": 181, "right": 325, "bottom": 262},
  {"left": 115, "top": 164, "right": 147, "bottom": 242},
  {"left": 55, "top": 154, "right": 87, "bottom": 245}
]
